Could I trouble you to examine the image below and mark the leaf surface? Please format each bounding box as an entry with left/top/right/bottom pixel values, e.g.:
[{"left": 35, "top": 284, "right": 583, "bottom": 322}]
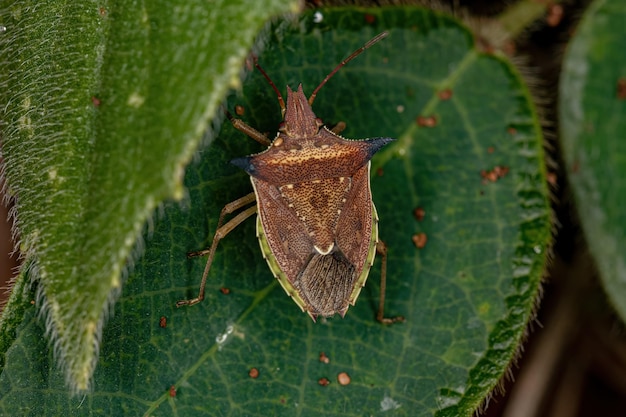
[{"left": 0, "top": 7, "right": 551, "bottom": 416}]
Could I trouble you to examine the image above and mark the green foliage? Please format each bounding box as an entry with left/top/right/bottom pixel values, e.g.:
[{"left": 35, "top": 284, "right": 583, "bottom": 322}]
[
  {"left": 0, "top": 0, "right": 299, "bottom": 392},
  {"left": 560, "top": 0, "right": 626, "bottom": 320},
  {"left": 0, "top": 6, "right": 551, "bottom": 417}
]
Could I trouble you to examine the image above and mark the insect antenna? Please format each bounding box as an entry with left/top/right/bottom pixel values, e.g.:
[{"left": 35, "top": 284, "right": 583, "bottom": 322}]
[
  {"left": 253, "top": 56, "right": 286, "bottom": 116},
  {"left": 308, "top": 31, "right": 389, "bottom": 106}
]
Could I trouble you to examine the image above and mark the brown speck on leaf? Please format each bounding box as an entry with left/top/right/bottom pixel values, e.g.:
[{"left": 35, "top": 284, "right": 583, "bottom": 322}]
[
  {"left": 337, "top": 372, "right": 351, "bottom": 385},
  {"left": 364, "top": 14, "right": 376, "bottom": 24},
  {"left": 159, "top": 316, "right": 167, "bottom": 328},
  {"left": 235, "top": 105, "right": 245, "bottom": 116},
  {"left": 99, "top": 7, "right": 107, "bottom": 17},
  {"left": 249, "top": 368, "right": 259, "bottom": 379},
  {"left": 487, "top": 146, "right": 495, "bottom": 154},
  {"left": 376, "top": 167, "right": 384, "bottom": 177},
  {"left": 30, "top": 300, "right": 35, "bottom": 305},
  {"left": 493, "top": 165, "right": 509, "bottom": 178},
  {"left": 416, "top": 115, "right": 437, "bottom": 127},
  {"left": 169, "top": 385, "right": 176, "bottom": 397},
  {"left": 438, "top": 89, "right": 453, "bottom": 100},
  {"left": 547, "top": 172, "right": 557, "bottom": 186},
  {"left": 413, "top": 207, "right": 425, "bottom": 222},
  {"left": 412, "top": 233, "right": 428, "bottom": 249},
  {"left": 507, "top": 127, "right": 517, "bottom": 135},
  {"left": 572, "top": 160, "right": 580, "bottom": 173},
  {"left": 480, "top": 170, "right": 495, "bottom": 182},
  {"left": 280, "top": 397, "right": 286, "bottom": 404},
  {"left": 220, "top": 287, "right": 230, "bottom": 295},
  {"left": 91, "top": 96, "right": 101, "bottom": 107},
  {"left": 546, "top": 4, "right": 564, "bottom": 27},
  {"left": 318, "top": 377, "right": 330, "bottom": 386},
  {"left": 319, "top": 352, "right": 330, "bottom": 364},
  {"left": 481, "top": 165, "right": 510, "bottom": 183},
  {"left": 617, "top": 78, "right": 626, "bottom": 99}
]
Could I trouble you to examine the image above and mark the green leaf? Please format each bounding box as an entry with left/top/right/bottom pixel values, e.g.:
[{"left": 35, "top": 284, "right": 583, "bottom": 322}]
[
  {"left": 0, "top": 7, "right": 551, "bottom": 416},
  {"left": 0, "top": 0, "right": 300, "bottom": 391},
  {"left": 560, "top": 0, "right": 626, "bottom": 320}
]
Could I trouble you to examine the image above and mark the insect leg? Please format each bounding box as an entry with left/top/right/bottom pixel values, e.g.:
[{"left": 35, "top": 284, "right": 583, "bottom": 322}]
[
  {"left": 330, "top": 121, "right": 346, "bottom": 135},
  {"left": 188, "top": 192, "right": 256, "bottom": 257},
  {"left": 375, "top": 240, "right": 406, "bottom": 324},
  {"left": 177, "top": 197, "right": 257, "bottom": 307},
  {"left": 225, "top": 110, "right": 272, "bottom": 146}
]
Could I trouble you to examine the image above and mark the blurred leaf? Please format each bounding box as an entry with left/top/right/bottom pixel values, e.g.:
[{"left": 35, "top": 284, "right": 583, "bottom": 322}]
[
  {"left": 560, "top": 0, "right": 626, "bottom": 320},
  {"left": 0, "top": 7, "right": 551, "bottom": 416},
  {"left": 0, "top": 0, "right": 300, "bottom": 391}
]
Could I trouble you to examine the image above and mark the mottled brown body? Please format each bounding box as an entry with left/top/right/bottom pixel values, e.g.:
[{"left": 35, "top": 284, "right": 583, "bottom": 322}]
[
  {"left": 233, "top": 86, "right": 392, "bottom": 319},
  {"left": 178, "top": 32, "right": 403, "bottom": 323}
]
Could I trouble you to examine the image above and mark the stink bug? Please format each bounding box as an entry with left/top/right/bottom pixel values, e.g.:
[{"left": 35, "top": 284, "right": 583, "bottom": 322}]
[{"left": 178, "top": 32, "right": 403, "bottom": 324}]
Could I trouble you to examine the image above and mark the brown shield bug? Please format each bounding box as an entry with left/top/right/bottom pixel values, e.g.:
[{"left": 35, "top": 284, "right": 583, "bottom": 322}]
[{"left": 177, "top": 32, "right": 403, "bottom": 324}]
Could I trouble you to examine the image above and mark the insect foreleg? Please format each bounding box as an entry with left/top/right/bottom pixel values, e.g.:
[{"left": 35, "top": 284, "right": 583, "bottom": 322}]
[
  {"left": 225, "top": 110, "right": 272, "bottom": 146},
  {"left": 330, "top": 121, "right": 346, "bottom": 135}
]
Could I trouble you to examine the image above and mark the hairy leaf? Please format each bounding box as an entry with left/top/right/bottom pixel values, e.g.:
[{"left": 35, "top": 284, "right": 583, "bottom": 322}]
[{"left": 0, "top": 0, "right": 300, "bottom": 391}]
